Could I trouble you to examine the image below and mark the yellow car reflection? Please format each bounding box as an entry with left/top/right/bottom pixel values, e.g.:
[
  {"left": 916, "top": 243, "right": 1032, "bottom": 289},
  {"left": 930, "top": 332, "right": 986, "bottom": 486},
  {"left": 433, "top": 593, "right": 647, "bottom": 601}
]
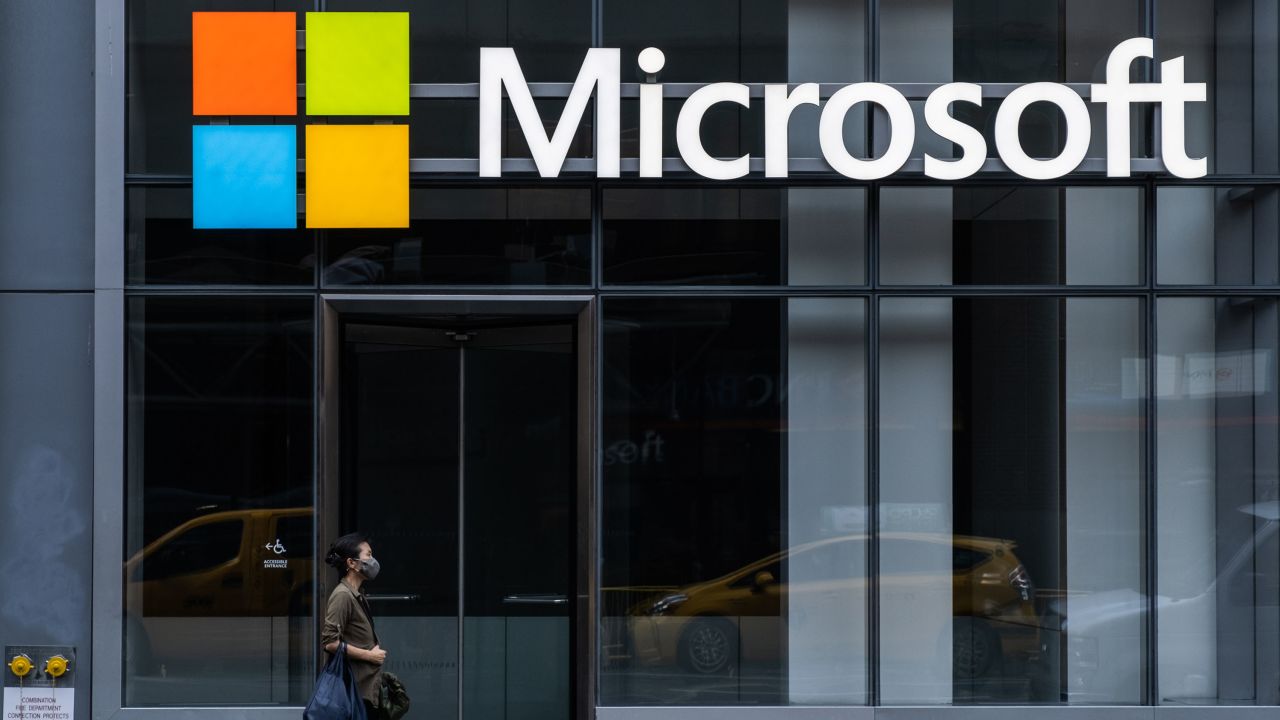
[
  {"left": 124, "top": 507, "right": 313, "bottom": 673},
  {"left": 125, "top": 507, "right": 313, "bottom": 616},
  {"left": 617, "top": 533, "right": 1038, "bottom": 678}
]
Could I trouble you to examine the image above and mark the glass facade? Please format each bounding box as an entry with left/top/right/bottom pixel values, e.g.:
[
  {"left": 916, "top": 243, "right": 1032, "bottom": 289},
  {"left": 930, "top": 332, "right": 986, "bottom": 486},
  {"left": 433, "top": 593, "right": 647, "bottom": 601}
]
[
  {"left": 878, "top": 297, "right": 1144, "bottom": 704},
  {"left": 1156, "top": 297, "right": 1280, "bottom": 706},
  {"left": 124, "top": 296, "right": 314, "bottom": 704},
  {"left": 119, "top": 0, "right": 1280, "bottom": 714},
  {"left": 601, "top": 298, "right": 868, "bottom": 704}
]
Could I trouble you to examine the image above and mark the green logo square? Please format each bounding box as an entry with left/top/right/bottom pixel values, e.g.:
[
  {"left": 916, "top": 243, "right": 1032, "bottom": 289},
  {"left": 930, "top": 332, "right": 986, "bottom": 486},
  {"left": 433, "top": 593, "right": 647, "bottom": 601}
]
[{"left": 305, "top": 12, "right": 409, "bottom": 116}]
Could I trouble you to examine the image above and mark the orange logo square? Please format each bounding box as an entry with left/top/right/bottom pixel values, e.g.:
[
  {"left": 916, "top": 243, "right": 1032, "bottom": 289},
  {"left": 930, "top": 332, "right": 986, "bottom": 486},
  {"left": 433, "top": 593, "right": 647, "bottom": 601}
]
[{"left": 193, "top": 12, "right": 297, "bottom": 116}]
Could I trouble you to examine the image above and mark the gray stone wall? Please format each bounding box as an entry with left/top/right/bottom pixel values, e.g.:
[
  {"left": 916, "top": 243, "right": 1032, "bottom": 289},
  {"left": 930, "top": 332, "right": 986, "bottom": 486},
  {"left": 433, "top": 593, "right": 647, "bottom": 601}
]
[{"left": 0, "top": 3, "right": 95, "bottom": 720}]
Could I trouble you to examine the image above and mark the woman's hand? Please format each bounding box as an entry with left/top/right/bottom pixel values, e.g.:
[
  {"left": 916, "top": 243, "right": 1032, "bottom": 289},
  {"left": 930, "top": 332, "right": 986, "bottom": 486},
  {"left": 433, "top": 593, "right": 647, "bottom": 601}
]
[{"left": 368, "top": 645, "right": 388, "bottom": 665}]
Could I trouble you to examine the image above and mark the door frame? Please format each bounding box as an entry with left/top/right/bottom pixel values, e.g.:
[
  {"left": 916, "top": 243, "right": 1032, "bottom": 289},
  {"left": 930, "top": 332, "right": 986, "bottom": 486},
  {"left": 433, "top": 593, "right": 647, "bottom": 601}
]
[{"left": 317, "top": 294, "right": 598, "bottom": 720}]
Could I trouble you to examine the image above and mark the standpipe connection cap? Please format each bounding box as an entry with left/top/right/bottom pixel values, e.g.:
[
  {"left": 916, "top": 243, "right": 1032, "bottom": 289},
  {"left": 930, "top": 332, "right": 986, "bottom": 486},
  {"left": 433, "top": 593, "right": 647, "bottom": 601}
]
[
  {"left": 44, "top": 655, "right": 69, "bottom": 678},
  {"left": 7, "top": 654, "right": 33, "bottom": 678}
]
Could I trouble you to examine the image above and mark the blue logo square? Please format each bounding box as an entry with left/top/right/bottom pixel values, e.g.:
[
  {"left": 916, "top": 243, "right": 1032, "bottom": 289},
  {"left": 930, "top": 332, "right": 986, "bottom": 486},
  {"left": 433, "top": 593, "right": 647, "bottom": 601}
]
[{"left": 193, "top": 125, "right": 297, "bottom": 229}]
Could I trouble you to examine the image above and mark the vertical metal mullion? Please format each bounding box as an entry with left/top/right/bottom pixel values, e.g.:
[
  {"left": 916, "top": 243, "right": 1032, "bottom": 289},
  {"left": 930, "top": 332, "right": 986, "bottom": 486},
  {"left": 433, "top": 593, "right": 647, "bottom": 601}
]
[
  {"left": 1143, "top": 0, "right": 1160, "bottom": 686},
  {"left": 577, "top": 301, "right": 599, "bottom": 720},
  {"left": 590, "top": 0, "right": 601, "bottom": 47},
  {"left": 867, "top": 182, "right": 881, "bottom": 709},
  {"left": 588, "top": 151, "right": 602, "bottom": 720},
  {"left": 1146, "top": 0, "right": 1167, "bottom": 671},
  {"left": 1144, "top": 182, "right": 1161, "bottom": 705},
  {"left": 591, "top": 0, "right": 603, "bottom": 294},
  {"left": 1058, "top": 191, "right": 1067, "bottom": 285},
  {"left": 865, "top": 0, "right": 880, "bottom": 169},
  {"left": 1152, "top": 292, "right": 1162, "bottom": 707},
  {"left": 866, "top": 0, "right": 879, "bottom": 294},
  {"left": 593, "top": 297, "right": 605, "bottom": 716},
  {"left": 593, "top": 185, "right": 604, "bottom": 292},
  {"left": 780, "top": 192, "right": 790, "bottom": 285},
  {"left": 311, "top": 293, "right": 323, "bottom": 688},
  {"left": 1057, "top": 0, "right": 1068, "bottom": 163},
  {"left": 1143, "top": 0, "right": 1156, "bottom": 161},
  {"left": 589, "top": 0, "right": 604, "bottom": 710},
  {"left": 866, "top": 292, "right": 880, "bottom": 708},
  {"left": 1057, "top": 296, "right": 1070, "bottom": 698},
  {"left": 868, "top": 185, "right": 879, "bottom": 293},
  {"left": 779, "top": 299, "right": 791, "bottom": 702},
  {"left": 457, "top": 344, "right": 466, "bottom": 720},
  {"left": 1143, "top": 0, "right": 1156, "bottom": 72},
  {"left": 866, "top": 0, "right": 880, "bottom": 706}
]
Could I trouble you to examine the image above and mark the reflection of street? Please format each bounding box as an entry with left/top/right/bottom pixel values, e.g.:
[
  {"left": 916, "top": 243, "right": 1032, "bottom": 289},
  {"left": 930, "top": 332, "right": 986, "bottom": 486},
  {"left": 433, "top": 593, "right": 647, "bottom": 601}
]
[
  {"left": 602, "top": 663, "right": 1070, "bottom": 706},
  {"left": 600, "top": 663, "right": 798, "bottom": 705},
  {"left": 1048, "top": 501, "right": 1280, "bottom": 704},
  {"left": 603, "top": 532, "right": 1044, "bottom": 703},
  {"left": 125, "top": 506, "right": 313, "bottom": 617},
  {"left": 123, "top": 506, "right": 313, "bottom": 705}
]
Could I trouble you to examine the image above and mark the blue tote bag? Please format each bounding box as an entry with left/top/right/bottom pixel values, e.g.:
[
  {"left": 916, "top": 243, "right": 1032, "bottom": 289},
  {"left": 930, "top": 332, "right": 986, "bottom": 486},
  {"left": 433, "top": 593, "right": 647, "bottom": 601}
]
[{"left": 304, "top": 642, "right": 369, "bottom": 720}]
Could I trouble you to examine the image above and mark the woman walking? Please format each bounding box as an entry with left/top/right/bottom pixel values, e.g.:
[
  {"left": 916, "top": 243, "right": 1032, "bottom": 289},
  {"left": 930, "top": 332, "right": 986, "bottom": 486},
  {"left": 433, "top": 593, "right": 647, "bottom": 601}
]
[{"left": 322, "top": 532, "right": 389, "bottom": 719}]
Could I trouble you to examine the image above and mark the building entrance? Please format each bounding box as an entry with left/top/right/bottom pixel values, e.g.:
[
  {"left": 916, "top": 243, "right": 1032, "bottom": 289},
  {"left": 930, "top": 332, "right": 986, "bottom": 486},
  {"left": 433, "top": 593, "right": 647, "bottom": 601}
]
[{"left": 330, "top": 312, "right": 582, "bottom": 720}]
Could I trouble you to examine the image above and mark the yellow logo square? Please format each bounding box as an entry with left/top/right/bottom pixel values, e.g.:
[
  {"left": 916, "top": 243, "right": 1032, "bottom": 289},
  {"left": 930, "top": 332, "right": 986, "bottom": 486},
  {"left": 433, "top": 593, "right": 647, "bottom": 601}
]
[{"left": 305, "top": 125, "right": 409, "bottom": 228}]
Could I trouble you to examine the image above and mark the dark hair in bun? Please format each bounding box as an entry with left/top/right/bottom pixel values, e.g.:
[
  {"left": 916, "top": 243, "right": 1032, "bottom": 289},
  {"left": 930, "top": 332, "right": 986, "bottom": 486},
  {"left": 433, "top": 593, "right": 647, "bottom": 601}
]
[{"left": 324, "top": 532, "right": 368, "bottom": 577}]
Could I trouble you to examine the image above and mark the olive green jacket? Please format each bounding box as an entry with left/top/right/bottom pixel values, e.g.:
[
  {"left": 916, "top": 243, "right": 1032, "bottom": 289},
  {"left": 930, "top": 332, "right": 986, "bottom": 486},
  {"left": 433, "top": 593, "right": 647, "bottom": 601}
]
[{"left": 322, "top": 580, "right": 382, "bottom": 705}]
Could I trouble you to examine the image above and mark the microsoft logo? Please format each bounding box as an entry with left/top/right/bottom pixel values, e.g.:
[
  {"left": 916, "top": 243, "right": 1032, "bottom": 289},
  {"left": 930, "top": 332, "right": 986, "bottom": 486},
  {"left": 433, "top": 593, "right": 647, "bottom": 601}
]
[
  {"left": 192, "top": 11, "right": 409, "bottom": 229},
  {"left": 190, "top": 16, "right": 1207, "bottom": 209}
]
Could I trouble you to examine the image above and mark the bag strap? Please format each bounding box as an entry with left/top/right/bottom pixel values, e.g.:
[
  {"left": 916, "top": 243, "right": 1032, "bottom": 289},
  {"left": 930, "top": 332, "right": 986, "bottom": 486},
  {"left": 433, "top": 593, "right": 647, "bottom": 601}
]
[{"left": 327, "top": 640, "right": 348, "bottom": 676}]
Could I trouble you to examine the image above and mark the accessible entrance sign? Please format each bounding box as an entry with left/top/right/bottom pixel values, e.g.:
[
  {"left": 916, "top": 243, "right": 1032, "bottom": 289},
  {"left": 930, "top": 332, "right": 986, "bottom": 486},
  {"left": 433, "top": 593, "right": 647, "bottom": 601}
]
[{"left": 3, "top": 646, "right": 74, "bottom": 720}]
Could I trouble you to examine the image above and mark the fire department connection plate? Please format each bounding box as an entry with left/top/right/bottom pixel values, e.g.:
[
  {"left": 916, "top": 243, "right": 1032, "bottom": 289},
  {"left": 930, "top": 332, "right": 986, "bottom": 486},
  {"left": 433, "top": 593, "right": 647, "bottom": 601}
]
[{"left": 4, "top": 645, "right": 75, "bottom": 720}]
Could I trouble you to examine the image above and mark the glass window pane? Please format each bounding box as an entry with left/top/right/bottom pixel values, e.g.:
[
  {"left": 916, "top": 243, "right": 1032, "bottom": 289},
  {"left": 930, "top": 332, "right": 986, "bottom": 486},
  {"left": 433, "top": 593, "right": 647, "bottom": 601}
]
[
  {"left": 409, "top": 99, "right": 478, "bottom": 158},
  {"left": 323, "top": 187, "right": 591, "bottom": 286},
  {"left": 125, "top": 296, "right": 314, "bottom": 706},
  {"left": 329, "top": 0, "right": 590, "bottom": 83},
  {"left": 407, "top": 99, "right": 593, "bottom": 160},
  {"left": 881, "top": 0, "right": 1143, "bottom": 82},
  {"left": 335, "top": 322, "right": 464, "bottom": 719},
  {"left": 1157, "top": 297, "right": 1280, "bottom": 705},
  {"left": 879, "top": 297, "right": 1145, "bottom": 704},
  {"left": 127, "top": 0, "right": 308, "bottom": 175},
  {"left": 1157, "top": 0, "right": 1280, "bottom": 175},
  {"left": 126, "top": 187, "right": 315, "bottom": 286},
  {"left": 1157, "top": 186, "right": 1280, "bottom": 285},
  {"left": 504, "top": 99, "right": 594, "bottom": 160},
  {"left": 621, "top": 98, "right": 758, "bottom": 162},
  {"left": 603, "top": 187, "right": 866, "bottom": 285},
  {"left": 880, "top": 0, "right": 1146, "bottom": 162},
  {"left": 603, "top": 0, "right": 865, "bottom": 83},
  {"left": 600, "top": 297, "right": 868, "bottom": 705},
  {"left": 880, "top": 186, "right": 1143, "bottom": 285}
]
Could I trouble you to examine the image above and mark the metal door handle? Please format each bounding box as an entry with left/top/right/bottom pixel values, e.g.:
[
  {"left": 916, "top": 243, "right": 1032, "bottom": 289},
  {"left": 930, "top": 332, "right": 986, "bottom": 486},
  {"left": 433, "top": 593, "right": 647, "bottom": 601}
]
[
  {"left": 503, "top": 594, "right": 569, "bottom": 605},
  {"left": 366, "top": 594, "right": 421, "bottom": 602}
]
